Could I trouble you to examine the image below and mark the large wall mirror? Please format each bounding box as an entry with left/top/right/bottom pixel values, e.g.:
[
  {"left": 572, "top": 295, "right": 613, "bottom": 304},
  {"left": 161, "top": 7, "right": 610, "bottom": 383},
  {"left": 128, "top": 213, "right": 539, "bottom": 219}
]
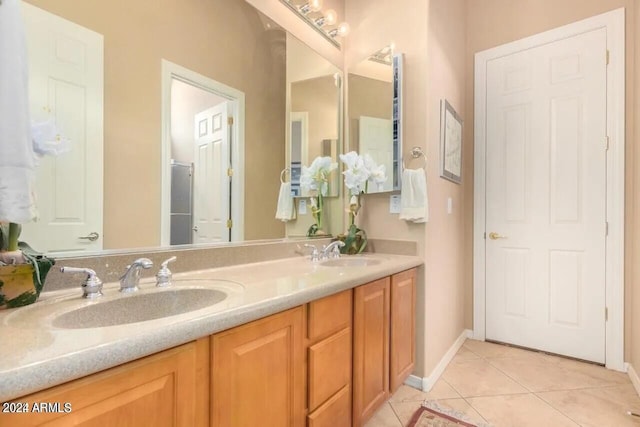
[
  {"left": 348, "top": 47, "right": 403, "bottom": 193},
  {"left": 287, "top": 34, "right": 341, "bottom": 199},
  {"left": 16, "top": 0, "right": 343, "bottom": 256}
]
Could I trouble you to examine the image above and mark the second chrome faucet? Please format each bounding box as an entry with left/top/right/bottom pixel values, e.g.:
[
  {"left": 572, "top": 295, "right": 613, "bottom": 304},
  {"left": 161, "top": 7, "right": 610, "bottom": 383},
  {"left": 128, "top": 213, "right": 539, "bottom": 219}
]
[{"left": 119, "top": 258, "right": 153, "bottom": 292}]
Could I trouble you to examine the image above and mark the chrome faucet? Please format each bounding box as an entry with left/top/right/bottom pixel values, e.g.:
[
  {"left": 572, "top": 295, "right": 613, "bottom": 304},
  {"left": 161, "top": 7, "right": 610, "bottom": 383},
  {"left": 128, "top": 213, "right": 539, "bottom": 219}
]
[
  {"left": 119, "top": 258, "right": 153, "bottom": 293},
  {"left": 60, "top": 267, "right": 103, "bottom": 299},
  {"left": 322, "top": 241, "right": 345, "bottom": 259}
]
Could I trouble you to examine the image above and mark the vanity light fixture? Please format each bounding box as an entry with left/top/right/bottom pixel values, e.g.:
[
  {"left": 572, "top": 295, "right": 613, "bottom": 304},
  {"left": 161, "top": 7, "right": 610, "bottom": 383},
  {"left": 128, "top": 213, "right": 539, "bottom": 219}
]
[
  {"left": 298, "top": 0, "right": 322, "bottom": 14},
  {"left": 327, "top": 22, "right": 350, "bottom": 38},
  {"left": 279, "top": 0, "right": 349, "bottom": 48},
  {"left": 368, "top": 44, "right": 394, "bottom": 66}
]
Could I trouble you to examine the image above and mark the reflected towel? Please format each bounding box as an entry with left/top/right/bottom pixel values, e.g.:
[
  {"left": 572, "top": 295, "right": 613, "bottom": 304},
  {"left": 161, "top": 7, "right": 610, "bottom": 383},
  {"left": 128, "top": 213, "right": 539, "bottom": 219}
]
[
  {"left": 275, "top": 182, "right": 295, "bottom": 222},
  {"left": 0, "top": 0, "right": 37, "bottom": 223},
  {"left": 399, "top": 168, "right": 428, "bottom": 223}
]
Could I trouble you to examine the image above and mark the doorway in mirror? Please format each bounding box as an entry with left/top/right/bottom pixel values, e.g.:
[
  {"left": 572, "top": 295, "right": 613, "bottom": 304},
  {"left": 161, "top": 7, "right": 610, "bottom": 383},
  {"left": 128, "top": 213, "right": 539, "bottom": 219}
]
[{"left": 161, "top": 61, "right": 246, "bottom": 247}]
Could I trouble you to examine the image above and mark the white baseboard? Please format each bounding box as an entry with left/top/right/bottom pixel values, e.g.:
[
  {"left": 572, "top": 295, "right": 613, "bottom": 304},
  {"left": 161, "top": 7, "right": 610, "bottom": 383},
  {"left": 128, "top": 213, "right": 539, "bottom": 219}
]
[
  {"left": 628, "top": 363, "right": 640, "bottom": 397},
  {"left": 404, "top": 374, "right": 423, "bottom": 390},
  {"left": 404, "top": 329, "right": 472, "bottom": 392}
]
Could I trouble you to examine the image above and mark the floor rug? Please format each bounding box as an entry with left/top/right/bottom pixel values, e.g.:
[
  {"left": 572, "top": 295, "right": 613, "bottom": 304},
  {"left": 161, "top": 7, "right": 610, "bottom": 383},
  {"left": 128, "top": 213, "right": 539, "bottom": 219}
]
[{"left": 407, "top": 401, "right": 492, "bottom": 427}]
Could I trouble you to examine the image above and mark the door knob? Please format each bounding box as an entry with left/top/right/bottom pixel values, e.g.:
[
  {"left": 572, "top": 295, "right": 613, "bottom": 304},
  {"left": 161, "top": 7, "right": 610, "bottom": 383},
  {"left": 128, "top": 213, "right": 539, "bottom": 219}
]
[
  {"left": 488, "top": 232, "right": 507, "bottom": 240},
  {"left": 78, "top": 232, "right": 99, "bottom": 242},
  {"left": 192, "top": 226, "right": 199, "bottom": 232}
]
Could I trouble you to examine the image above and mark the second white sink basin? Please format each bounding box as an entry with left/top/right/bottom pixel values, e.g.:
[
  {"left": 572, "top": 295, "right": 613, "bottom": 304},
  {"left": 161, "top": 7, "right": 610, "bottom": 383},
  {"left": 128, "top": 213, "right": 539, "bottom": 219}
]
[
  {"left": 320, "top": 257, "right": 382, "bottom": 267},
  {"left": 52, "top": 288, "right": 227, "bottom": 329}
]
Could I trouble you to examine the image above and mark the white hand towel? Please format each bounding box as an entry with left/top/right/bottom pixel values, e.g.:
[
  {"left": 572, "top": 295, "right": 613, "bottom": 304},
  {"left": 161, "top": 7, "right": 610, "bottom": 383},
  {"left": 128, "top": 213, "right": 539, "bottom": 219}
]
[
  {"left": 275, "top": 182, "right": 295, "bottom": 222},
  {"left": 0, "top": 0, "right": 37, "bottom": 224},
  {"left": 399, "top": 168, "right": 428, "bottom": 223}
]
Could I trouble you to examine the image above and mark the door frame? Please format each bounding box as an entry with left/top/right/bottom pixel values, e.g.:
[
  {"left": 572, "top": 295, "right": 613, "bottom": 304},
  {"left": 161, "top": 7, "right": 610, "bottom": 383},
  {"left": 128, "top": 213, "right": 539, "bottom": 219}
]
[
  {"left": 161, "top": 60, "right": 246, "bottom": 245},
  {"left": 473, "top": 9, "right": 625, "bottom": 371}
]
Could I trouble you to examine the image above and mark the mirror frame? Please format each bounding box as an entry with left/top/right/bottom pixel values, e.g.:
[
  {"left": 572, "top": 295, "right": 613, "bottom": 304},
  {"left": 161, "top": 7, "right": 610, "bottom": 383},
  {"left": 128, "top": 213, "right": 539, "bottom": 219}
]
[{"left": 391, "top": 53, "right": 404, "bottom": 191}]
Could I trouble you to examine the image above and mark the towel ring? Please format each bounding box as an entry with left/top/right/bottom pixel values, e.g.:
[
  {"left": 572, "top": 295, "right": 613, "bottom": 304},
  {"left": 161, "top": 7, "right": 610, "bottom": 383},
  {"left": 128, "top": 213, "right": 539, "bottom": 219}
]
[
  {"left": 280, "top": 168, "right": 290, "bottom": 184},
  {"left": 402, "top": 146, "right": 427, "bottom": 170}
]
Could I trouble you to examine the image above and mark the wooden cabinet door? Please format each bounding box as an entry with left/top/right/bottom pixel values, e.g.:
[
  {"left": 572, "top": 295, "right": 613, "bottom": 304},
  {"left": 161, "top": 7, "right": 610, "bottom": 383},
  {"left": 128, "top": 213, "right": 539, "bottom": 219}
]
[
  {"left": 390, "top": 268, "right": 417, "bottom": 393},
  {"left": 1, "top": 340, "right": 206, "bottom": 427},
  {"left": 211, "top": 307, "right": 304, "bottom": 427},
  {"left": 352, "top": 277, "right": 390, "bottom": 427},
  {"left": 308, "top": 385, "right": 351, "bottom": 427}
]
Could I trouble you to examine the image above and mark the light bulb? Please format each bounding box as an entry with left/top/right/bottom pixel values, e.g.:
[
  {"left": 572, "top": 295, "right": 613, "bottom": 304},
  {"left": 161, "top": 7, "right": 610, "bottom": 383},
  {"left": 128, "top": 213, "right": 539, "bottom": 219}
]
[
  {"left": 299, "top": 0, "right": 322, "bottom": 14},
  {"left": 337, "top": 22, "right": 350, "bottom": 37},
  {"left": 324, "top": 9, "right": 337, "bottom": 26},
  {"left": 309, "top": 0, "right": 322, "bottom": 12}
]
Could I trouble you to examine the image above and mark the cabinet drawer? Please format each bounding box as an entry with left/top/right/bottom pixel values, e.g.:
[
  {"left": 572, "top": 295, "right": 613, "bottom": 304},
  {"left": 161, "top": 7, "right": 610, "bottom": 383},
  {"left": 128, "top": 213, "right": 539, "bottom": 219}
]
[
  {"left": 308, "top": 384, "right": 351, "bottom": 427},
  {"left": 308, "top": 327, "right": 351, "bottom": 411},
  {"left": 308, "top": 289, "right": 352, "bottom": 341}
]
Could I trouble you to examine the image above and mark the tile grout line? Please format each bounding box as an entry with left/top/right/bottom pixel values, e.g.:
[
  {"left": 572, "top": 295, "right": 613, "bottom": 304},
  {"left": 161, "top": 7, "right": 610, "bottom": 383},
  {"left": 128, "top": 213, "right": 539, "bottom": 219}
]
[
  {"left": 530, "top": 392, "right": 583, "bottom": 426},
  {"left": 482, "top": 355, "right": 538, "bottom": 393},
  {"left": 387, "top": 401, "right": 406, "bottom": 427},
  {"left": 439, "top": 357, "right": 490, "bottom": 425},
  {"left": 484, "top": 355, "right": 631, "bottom": 394}
]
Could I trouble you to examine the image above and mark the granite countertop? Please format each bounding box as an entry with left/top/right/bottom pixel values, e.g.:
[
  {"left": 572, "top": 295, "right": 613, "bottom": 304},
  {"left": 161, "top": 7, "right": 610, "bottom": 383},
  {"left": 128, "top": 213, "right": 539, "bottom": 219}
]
[{"left": 0, "top": 253, "right": 422, "bottom": 401}]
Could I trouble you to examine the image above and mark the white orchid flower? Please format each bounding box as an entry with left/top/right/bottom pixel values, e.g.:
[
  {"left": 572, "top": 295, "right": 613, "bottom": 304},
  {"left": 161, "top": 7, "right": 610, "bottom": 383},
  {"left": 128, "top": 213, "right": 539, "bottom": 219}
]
[
  {"left": 340, "top": 151, "right": 370, "bottom": 195},
  {"left": 363, "top": 154, "right": 388, "bottom": 191},
  {"left": 301, "top": 156, "right": 337, "bottom": 196}
]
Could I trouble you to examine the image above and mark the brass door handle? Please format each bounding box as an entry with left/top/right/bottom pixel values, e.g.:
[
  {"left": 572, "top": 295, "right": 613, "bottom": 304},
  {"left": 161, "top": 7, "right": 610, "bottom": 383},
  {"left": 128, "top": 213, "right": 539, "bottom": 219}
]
[{"left": 488, "top": 232, "right": 507, "bottom": 240}]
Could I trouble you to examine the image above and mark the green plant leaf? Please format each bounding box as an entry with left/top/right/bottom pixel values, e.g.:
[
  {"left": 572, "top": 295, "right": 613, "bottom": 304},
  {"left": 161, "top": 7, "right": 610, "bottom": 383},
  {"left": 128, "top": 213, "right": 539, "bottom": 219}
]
[{"left": 6, "top": 291, "right": 37, "bottom": 308}]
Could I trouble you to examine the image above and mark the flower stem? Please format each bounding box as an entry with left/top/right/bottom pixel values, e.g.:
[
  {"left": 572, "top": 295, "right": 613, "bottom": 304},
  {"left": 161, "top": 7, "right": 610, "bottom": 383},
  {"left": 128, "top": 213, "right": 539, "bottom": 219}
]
[{"left": 8, "top": 222, "right": 20, "bottom": 252}]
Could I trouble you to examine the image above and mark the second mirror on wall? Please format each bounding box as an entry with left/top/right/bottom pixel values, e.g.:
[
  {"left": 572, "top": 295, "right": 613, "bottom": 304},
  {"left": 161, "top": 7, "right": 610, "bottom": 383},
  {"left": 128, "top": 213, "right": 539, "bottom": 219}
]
[{"left": 348, "top": 46, "right": 403, "bottom": 194}]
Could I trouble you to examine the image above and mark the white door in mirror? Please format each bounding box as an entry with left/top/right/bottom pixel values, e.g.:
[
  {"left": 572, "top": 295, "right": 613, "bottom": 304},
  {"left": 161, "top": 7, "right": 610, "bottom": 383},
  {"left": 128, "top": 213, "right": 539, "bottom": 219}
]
[
  {"left": 20, "top": 3, "right": 104, "bottom": 254},
  {"left": 193, "top": 102, "right": 231, "bottom": 244}
]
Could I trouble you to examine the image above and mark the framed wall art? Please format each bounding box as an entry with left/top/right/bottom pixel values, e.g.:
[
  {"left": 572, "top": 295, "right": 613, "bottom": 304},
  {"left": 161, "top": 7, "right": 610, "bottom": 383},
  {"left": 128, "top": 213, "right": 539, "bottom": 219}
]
[{"left": 440, "top": 99, "right": 463, "bottom": 184}]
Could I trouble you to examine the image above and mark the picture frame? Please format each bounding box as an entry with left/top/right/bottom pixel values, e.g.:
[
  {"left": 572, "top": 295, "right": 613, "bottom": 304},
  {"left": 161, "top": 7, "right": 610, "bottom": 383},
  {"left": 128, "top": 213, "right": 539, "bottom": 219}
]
[{"left": 440, "top": 99, "right": 463, "bottom": 184}]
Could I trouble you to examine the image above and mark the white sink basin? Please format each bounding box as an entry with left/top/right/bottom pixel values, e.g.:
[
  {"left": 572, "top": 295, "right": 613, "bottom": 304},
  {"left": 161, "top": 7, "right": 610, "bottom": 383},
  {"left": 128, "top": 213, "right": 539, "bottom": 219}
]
[
  {"left": 320, "top": 257, "right": 382, "bottom": 267},
  {"left": 52, "top": 288, "right": 227, "bottom": 329}
]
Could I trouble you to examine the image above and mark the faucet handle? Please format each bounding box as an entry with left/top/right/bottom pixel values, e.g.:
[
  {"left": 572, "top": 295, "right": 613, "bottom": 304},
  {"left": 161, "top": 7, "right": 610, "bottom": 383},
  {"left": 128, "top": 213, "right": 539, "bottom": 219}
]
[
  {"left": 303, "top": 244, "right": 321, "bottom": 262},
  {"left": 60, "top": 266, "right": 103, "bottom": 299},
  {"left": 330, "top": 244, "right": 342, "bottom": 259},
  {"left": 156, "top": 256, "right": 177, "bottom": 287}
]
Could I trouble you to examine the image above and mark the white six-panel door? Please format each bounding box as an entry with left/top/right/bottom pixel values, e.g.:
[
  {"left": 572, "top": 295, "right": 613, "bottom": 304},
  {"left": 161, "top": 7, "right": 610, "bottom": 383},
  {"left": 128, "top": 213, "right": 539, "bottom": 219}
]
[
  {"left": 485, "top": 28, "right": 607, "bottom": 363},
  {"left": 21, "top": 3, "right": 104, "bottom": 254},
  {"left": 192, "top": 103, "right": 230, "bottom": 244}
]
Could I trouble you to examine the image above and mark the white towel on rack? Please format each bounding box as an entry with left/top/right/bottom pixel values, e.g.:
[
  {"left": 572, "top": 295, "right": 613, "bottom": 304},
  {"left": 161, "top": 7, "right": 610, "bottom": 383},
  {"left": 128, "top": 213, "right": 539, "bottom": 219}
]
[
  {"left": 275, "top": 182, "right": 295, "bottom": 222},
  {"left": 399, "top": 168, "right": 428, "bottom": 223},
  {"left": 0, "top": 0, "right": 37, "bottom": 224}
]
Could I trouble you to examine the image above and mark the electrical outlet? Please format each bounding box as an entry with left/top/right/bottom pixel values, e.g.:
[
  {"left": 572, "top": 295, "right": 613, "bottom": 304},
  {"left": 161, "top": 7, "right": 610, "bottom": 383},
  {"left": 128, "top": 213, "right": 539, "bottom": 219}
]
[
  {"left": 447, "top": 197, "right": 453, "bottom": 214},
  {"left": 390, "top": 195, "right": 401, "bottom": 214},
  {"left": 298, "top": 199, "right": 307, "bottom": 215}
]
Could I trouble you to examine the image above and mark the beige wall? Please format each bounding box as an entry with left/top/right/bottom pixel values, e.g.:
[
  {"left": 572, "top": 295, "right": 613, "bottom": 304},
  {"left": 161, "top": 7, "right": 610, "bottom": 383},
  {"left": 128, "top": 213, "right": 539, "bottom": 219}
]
[
  {"left": 25, "top": 0, "right": 286, "bottom": 247},
  {"left": 346, "top": 0, "right": 467, "bottom": 377},
  {"left": 631, "top": 3, "right": 640, "bottom": 372},
  {"left": 464, "top": 0, "right": 638, "bottom": 364},
  {"left": 348, "top": 74, "right": 393, "bottom": 153}
]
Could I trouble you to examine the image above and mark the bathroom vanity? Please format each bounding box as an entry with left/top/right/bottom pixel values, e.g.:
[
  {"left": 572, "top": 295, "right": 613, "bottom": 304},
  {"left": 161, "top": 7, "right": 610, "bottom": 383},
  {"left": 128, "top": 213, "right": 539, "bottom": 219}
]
[{"left": 0, "top": 254, "right": 420, "bottom": 427}]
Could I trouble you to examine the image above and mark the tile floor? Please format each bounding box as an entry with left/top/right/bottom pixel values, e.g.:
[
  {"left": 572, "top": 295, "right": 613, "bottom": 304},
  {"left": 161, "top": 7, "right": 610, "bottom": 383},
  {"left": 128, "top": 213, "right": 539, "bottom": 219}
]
[{"left": 366, "top": 339, "right": 640, "bottom": 427}]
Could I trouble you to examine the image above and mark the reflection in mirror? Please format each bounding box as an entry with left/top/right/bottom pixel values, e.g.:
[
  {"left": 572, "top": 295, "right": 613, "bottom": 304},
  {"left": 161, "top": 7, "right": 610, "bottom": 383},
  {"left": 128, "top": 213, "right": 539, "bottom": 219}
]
[
  {"left": 16, "top": 0, "right": 343, "bottom": 256},
  {"left": 348, "top": 46, "right": 403, "bottom": 194},
  {"left": 285, "top": 34, "right": 343, "bottom": 238},
  {"left": 287, "top": 35, "right": 341, "bottom": 198}
]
